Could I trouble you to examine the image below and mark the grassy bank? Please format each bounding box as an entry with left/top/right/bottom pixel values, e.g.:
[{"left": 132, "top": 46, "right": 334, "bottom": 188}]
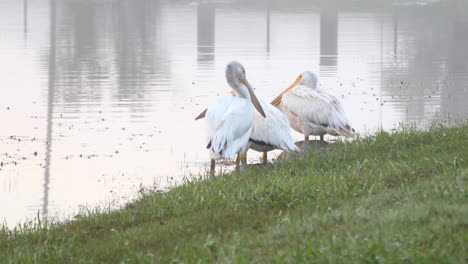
[{"left": 1, "top": 123, "right": 467, "bottom": 263}]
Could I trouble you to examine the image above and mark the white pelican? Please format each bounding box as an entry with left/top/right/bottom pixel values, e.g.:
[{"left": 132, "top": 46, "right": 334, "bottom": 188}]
[
  {"left": 246, "top": 99, "right": 299, "bottom": 164},
  {"left": 271, "top": 71, "right": 355, "bottom": 141},
  {"left": 197, "top": 97, "right": 299, "bottom": 165},
  {"left": 200, "top": 61, "right": 266, "bottom": 172}
]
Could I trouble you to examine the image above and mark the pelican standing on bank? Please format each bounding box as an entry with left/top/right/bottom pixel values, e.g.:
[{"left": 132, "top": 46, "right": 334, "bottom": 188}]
[
  {"left": 248, "top": 100, "right": 299, "bottom": 164},
  {"left": 202, "top": 61, "right": 266, "bottom": 172},
  {"left": 200, "top": 96, "right": 300, "bottom": 164},
  {"left": 196, "top": 86, "right": 299, "bottom": 166},
  {"left": 271, "top": 71, "right": 355, "bottom": 141}
]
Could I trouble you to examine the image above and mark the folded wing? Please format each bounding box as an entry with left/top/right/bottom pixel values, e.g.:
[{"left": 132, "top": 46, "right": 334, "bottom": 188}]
[
  {"left": 282, "top": 86, "right": 354, "bottom": 137},
  {"left": 250, "top": 101, "right": 299, "bottom": 152},
  {"left": 206, "top": 97, "right": 254, "bottom": 160}
]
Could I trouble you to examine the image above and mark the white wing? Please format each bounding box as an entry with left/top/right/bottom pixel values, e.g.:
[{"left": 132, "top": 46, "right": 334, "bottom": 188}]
[
  {"left": 206, "top": 96, "right": 255, "bottom": 160},
  {"left": 205, "top": 96, "right": 233, "bottom": 143},
  {"left": 282, "top": 85, "right": 354, "bottom": 136},
  {"left": 250, "top": 100, "right": 299, "bottom": 152}
]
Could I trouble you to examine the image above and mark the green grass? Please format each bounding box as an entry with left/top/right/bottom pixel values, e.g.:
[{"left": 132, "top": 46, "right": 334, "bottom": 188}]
[{"left": 1, "top": 123, "right": 467, "bottom": 263}]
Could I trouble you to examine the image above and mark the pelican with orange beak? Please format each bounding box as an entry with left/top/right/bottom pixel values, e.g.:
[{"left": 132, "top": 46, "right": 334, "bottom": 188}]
[
  {"left": 196, "top": 67, "right": 299, "bottom": 166},
  {"left": 271, "top": 71, "right": 355, "bottom": 141},
  {"left": 202, "top": 61, "right": 266, "bottom": 173}
]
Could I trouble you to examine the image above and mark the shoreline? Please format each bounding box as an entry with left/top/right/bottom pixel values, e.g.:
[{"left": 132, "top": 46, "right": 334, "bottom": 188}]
[{"left": 1, "top": 122, "right": 467, "bottom": 263}]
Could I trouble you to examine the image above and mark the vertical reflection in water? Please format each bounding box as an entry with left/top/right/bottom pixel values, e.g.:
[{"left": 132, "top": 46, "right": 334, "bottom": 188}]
[
  {"left": 23, "top": 0, "right": 28, "bottom": 45},
  {"left": 379, "top": 16, "right": 384, "bottom": 129},
  {"left": 63, "top": 1, "right": 100, "bottom": 107},
  {"left": 383, "top": 6, "right": 458, "bottom": 123},
  {"left": 114, "top": 0, "right": 160, "bottom": 106},
  {"left": 319, "top": 5, "right": 338, "bottom": 69},
  {"left": 393, "top": 8, "right": 398, "bottom": 61},
  {"left": 43, "top": 0, "right": 56, "bottom": 217},
  {"left": 443, "top": 11, "right": 468, "bottom": 119},
  {"left": 451, "top": 14, "right": 468, "bottom": 73},
  {"left": 266, "top": 7, "right": 270, "bottom": 53},
  {"left": 197, "top": 3, "right": 215, "bottom": 62},
  {"left": 23, "top": 0, "right": 28, "bottom": 33}
]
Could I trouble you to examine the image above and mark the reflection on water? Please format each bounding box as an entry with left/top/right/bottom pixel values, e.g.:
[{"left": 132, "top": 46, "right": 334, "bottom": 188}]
[
  {"left": 198, "top": 3, "right": 215, "bottom": 62},
  {"left": 320, "top": 5, "right": 338, "bottom": 67},
  {"left": 0, "top": 0, "right": 467, "bottom": 228},
  {"left": 43, "top": 0, "right": 56, "bottom": 217}
]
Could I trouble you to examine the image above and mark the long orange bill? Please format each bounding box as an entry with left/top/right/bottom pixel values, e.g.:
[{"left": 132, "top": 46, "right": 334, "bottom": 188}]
[
  {"left": 270, "top": 75, "right": 302, "bottom": 106},
  {"left": 195, "top": 108, "right": 208, "bottom": 120},
  {"left": 240, "top": 79, "right": 266, "bottom": 118}
]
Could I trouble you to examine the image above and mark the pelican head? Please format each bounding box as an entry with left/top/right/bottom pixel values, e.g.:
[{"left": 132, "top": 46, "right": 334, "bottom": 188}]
[
  {"left": 297, "top": 71, "right": 318, "bottom": 89},
  {"left": 271, "top": 71, "right": 318, "bottom": 106},
  {"left": 225, "top": 61, "right": 266, "bottom": 118}
]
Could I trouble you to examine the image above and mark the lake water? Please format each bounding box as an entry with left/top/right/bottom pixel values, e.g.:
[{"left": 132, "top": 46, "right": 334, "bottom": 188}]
[{"left": 1, "top": 0, "right": 467, "bottom": 228}]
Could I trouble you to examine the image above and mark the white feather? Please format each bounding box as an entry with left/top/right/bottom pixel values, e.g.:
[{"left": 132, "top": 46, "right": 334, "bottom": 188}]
[
  {"left": 249, "top": 100, "right": 299, "bottom": 152},
  {"left": 206, "top": 95, "right": 255, "bottom": 160},
  {"left": 278, "top": 85, "right": 354, "bottom": 137}
]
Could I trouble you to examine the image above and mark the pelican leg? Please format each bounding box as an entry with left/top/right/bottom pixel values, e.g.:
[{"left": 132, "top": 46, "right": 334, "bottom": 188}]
[
  {"left": 240, "top": 153, "right": 248, "bottom": 171},
  {"left": 235, "top": 155, "right": 240, "bottom": 170},
  {"left": 262, "top": 152, "right": 268, "bottom": 164},
  {"left": 320, "top": 135, "right": 324, "bottom": 141},
  {"left": 305, "top": 135, "right": 310, "bottom": 141},
  {"left": 210, "top": 159, "right": 215, "bottom": 173}
]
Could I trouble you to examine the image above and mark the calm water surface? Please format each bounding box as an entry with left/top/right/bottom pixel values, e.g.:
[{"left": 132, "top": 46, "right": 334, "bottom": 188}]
[{"left": 1, "top": 0, "right": 467, "bottom": 227}]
